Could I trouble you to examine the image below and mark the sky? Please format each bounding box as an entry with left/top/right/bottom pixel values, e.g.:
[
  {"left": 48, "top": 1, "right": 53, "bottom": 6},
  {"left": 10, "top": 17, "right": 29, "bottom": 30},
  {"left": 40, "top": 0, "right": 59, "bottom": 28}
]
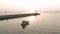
[{"left": 0, "top": 0, "right": 60, "bottom": 11}]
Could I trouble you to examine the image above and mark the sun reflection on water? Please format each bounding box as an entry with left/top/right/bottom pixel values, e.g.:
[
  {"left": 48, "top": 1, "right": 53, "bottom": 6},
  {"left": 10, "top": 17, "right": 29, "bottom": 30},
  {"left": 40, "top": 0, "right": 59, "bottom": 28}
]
[{"left": 24, "top": 16, "right": 36, "bottom": 23}]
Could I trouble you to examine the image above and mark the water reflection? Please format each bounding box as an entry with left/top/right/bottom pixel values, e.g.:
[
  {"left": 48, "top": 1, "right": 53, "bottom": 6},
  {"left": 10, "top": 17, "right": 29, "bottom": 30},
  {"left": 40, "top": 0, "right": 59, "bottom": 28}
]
[
  {"left": 0, "top": 13, "right": 60, "bottom": 34},
  {"left": 25, "top": 16, "right": 36, "bottom": 23}
]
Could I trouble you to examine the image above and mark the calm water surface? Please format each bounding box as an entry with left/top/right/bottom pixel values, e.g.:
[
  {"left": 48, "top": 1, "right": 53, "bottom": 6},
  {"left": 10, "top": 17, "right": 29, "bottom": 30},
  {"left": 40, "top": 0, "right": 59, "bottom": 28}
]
[{"left": 0, "top": 13, "right": 60, "bottom": 34}]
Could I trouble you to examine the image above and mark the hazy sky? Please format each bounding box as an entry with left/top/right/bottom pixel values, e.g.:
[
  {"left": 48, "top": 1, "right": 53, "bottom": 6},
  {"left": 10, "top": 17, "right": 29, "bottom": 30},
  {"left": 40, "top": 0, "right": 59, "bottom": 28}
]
[{"left": 0, "top": 0, "right": 60, "bottom": 11}]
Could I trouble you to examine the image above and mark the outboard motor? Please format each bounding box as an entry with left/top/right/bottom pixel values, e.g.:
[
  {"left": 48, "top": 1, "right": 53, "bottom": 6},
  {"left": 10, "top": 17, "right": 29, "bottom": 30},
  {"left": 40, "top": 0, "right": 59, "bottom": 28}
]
[{"left": 21, "top": 20, "right": 29, "bottom": 29}]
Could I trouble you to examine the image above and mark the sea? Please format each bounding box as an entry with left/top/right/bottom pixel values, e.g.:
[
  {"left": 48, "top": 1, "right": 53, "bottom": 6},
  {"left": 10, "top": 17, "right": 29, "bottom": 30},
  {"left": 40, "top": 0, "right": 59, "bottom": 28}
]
[{"left": 0, "top": 12, "right": 60, "bottom": 34}]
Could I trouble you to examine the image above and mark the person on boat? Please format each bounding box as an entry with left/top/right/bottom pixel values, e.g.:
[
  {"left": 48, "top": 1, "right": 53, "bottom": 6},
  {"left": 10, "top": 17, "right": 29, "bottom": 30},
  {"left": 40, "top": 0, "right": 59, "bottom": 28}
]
[{"left": 21, "top": 20, "right": 29, "bottom": 29}]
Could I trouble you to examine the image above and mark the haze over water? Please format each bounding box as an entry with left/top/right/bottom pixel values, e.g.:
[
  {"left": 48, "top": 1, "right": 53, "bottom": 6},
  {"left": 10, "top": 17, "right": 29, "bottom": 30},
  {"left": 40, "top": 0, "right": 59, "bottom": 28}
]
[
  {"left": 0, "top": 0, "right": 60, "bottom": 34},
  {"left": 0, "top": 12, "right": 60, "bottom": 34}
]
